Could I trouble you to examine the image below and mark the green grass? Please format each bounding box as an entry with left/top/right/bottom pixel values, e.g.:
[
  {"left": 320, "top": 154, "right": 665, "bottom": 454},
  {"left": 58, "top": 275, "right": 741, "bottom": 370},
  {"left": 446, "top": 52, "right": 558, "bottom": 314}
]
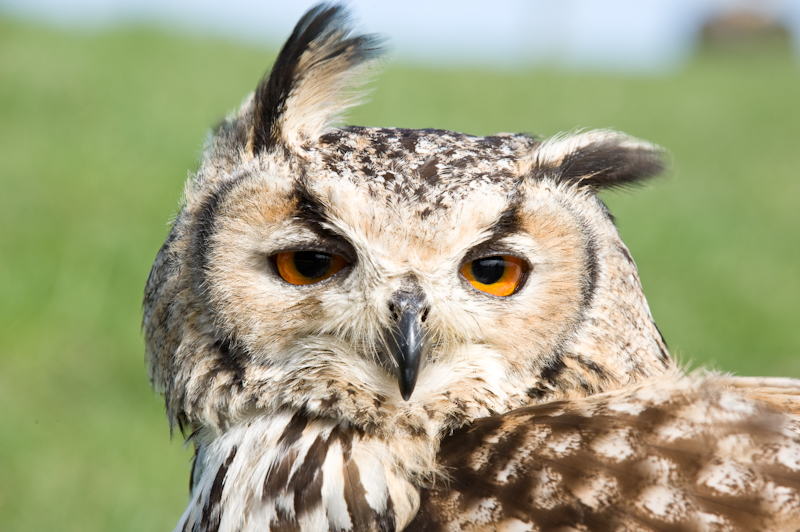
[{"left": 1, "top": 17, "right": 798, "bottom": 532}]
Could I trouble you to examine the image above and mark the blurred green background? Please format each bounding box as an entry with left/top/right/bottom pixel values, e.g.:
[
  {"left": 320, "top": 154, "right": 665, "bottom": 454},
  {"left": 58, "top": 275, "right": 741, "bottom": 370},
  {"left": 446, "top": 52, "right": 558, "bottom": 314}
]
[{"left": 1, "top": 16, "right": 798, "bottom": 532}]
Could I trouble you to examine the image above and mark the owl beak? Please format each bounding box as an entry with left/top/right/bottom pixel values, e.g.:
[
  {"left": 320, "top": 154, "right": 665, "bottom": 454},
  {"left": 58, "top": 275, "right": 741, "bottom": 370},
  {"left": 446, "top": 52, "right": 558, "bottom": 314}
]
[{"left": 386, "top": 293, "right": 428, "bottom": 401}]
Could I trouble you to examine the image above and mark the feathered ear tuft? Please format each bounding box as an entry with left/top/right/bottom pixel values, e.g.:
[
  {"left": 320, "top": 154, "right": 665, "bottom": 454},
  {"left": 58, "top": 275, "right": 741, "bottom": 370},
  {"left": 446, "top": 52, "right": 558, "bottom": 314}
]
[
  {"left": 529, "top": 130, "right": 667, "bottom": 190},
  {"left": 250, "top": 3, "right": 384, "bottom": 154}
]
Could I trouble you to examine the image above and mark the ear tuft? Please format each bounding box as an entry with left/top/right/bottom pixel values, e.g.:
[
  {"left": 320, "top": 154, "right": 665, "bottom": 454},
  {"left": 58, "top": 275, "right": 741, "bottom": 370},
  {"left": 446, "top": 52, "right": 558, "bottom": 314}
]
[
  {"left": 250, "top": 3, "right": 384, "bottom": 155},
  {"left": 530, "top": 130, "right": 667, "bottom": 190}
]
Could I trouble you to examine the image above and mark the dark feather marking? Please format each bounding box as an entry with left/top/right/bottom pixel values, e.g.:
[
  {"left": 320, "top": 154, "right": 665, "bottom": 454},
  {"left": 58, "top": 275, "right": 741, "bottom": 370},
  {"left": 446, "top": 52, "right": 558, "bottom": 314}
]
[
  {"left": 566, "top": 354, "right": 609, "bottom": 381},
  {"left": 175, "top": 408, "right": 188, "bottom": 438},
  {"left": 263, "top": 420, "right": 342, "bottom": 523},
  {"left": 375, "top": 502, "right": 396, "bottom": 532},
  {"left": 329, "top": 423, "right": 354, "bottom": 458},
  {"left": 293, "top": 468, "right": 324, "bottom": 519},
  {"left": 524, "top": 385, "right": 549, "bottom": 401},
  {"left": 616, "top": 241, "right": 636, "bottom": 268},
  {"left": 539, "top": 355, "right": 567, "bottom": 386},
  {"left": 270, "top": 507, "right": 301, "bottom": 532},
  {"left": 418, "top": 156, "right": 440, "bottom": 185},
  {"left": 189, "top": 444, "right": 201, "bottom": 493},
  {"left": 318, "top": 130, "right": 346, "bottom": 146},
  {"left": 342, "top": 458, "right": 373, "bottom": 531},
  {"left": 291, "top": 179, "right": 328, "bottom": 227},
  {"left": 488, "top": 201, "right": 523, "bottom": 238},
  {"left": 181, "top": 515, "right": 192, "bottom": 532},
  {"left": 654, "top": 322, "right": 670, "bottom": 360},
  {"left": 290, "top": 180, "right": 356, "bottom": 257},
  {"left": 406, "top": 491, "right": 440, "bottom": 532},
  {"left": 264, "top": 448, "right": 299, "bottom": 496},
  {"left": 581, "top": 228, "right": 599, "bottom": 309},
  {"left": 278, "top": 413, "right": 309, "bottom": 447},
  {"left": 291, "top": 434, "right": 329, "bottom": 515},
  {"left": 478, "top": 135, "right": 504, "bottom": 147},
  {"left": 253, "top": 4, "right": 336, "bottom": 153},
  {"left": 199, "top": 445, "right": 237, "bottom": 532},
  {"left": 399, "top": 130, "right": 418, "bottom": 152},
  {"left": 396, "top": 416, "right": 428, "bottom": 439},
  {"left": 369, "top": 134, "right": 399, "bottom": 159},
  {"left": 213, "top": 336, "right": 247, "bottom": 387},
  {"left": 191, "top": 178, "right": 241, "bottom": 286},
  {"left": 555, "top": 141, "right": 665, "bottom": 190},
  {"left": 265, "top": 452, "right": 307, "bottom": 503},
  {"left": 251, "top": 4, "right": 383, "bottom": 154}
]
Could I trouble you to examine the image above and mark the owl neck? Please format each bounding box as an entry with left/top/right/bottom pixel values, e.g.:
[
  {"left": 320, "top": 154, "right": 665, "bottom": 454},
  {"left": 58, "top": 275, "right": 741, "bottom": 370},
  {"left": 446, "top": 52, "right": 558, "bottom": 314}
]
[{"left": 179, "top": 410, "right": 432, "bottom": 532}]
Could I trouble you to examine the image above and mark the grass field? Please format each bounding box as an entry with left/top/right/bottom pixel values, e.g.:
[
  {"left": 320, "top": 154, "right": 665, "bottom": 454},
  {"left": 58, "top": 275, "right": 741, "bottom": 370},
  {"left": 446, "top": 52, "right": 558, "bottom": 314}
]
[{"left": 0, "top": 17, "right": 798, "bottom": 532}]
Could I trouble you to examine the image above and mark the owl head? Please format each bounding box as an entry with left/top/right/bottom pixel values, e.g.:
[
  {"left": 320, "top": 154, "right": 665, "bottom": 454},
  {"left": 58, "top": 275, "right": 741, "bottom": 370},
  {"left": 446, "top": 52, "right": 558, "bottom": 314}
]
[{"left": 143, "top": 5, "right": 671, "bottom": 440}]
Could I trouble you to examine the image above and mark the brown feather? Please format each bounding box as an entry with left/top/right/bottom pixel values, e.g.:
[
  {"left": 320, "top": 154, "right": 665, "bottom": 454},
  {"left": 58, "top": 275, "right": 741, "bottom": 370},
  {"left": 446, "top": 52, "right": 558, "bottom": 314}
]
[{"left": 411, "top": 372, "right": 800, "bottom": 532}]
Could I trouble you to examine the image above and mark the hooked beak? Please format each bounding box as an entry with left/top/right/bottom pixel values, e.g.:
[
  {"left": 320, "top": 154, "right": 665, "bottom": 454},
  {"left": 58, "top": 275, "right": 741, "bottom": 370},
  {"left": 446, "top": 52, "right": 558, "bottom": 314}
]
[{"left": 386, "top": 293, "right": 428, "bottom": 401}]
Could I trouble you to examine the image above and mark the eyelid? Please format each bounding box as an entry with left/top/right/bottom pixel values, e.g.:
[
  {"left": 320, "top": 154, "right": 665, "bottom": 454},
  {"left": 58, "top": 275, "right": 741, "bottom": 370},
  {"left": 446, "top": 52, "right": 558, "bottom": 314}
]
[
  {"left": 292, "top": 224, "right": 357, "bottom": 262},
  {"left": 460, "top": 239, "right": 524, "bottom": 263},
  {"left": 270, "top": 239, "right": 355, "bottom": 263}
]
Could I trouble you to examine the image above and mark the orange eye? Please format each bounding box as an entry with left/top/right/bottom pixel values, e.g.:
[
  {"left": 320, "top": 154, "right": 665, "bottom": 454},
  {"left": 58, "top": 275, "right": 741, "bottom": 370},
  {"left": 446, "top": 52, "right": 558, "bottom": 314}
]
[
  {"left": 274, "top": 251, "right": 347, "bottom": 285},
  {"left": 460, "top": 255, "right": 526, "bottom": 297}
]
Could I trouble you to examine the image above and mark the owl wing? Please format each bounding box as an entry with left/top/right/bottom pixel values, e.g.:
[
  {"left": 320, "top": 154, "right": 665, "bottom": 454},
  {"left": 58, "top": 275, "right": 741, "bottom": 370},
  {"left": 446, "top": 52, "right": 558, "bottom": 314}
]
[
  {"left": 721, "top": 375, "right": 800, "bottom": 416},
  {"left": 410, "top": 372, "right": 800, "bottom": 532}
]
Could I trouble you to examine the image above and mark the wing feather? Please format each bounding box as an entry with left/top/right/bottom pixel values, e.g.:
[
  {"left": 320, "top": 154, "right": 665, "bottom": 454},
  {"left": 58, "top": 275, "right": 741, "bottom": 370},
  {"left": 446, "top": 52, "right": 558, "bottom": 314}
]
[{"left": 411, "top": 372, "right": 800, "bottom": 532}]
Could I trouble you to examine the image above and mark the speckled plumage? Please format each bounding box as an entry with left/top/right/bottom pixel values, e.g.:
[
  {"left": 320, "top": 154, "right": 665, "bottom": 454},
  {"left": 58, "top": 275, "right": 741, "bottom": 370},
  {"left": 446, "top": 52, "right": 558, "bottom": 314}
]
[
  {"left": 413, "top": 371, "right": 800, "bottom": 532},
  {"left": 143, "top": 4, "right": 800, "bottom": 531}
]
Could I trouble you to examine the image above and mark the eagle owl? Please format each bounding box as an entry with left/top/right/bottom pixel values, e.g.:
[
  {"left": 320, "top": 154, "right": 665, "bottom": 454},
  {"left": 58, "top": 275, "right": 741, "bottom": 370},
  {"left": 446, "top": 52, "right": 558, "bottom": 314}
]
[{"left": 143, "top": 5, "right": 800, "bottom": 531}]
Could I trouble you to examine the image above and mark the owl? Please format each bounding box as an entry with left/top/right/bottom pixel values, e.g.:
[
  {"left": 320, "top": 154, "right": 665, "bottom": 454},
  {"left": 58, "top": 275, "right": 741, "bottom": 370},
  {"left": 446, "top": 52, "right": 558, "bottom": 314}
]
[{"left": 143, "top": 4, "right": 800, "bottom": 532}]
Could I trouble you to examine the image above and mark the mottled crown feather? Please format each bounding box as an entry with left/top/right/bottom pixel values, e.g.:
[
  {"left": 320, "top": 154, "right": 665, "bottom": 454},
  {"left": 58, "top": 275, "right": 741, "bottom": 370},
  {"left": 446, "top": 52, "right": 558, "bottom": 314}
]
[{"left": 250, "top": 3, "right": 384, "bottom": 154}]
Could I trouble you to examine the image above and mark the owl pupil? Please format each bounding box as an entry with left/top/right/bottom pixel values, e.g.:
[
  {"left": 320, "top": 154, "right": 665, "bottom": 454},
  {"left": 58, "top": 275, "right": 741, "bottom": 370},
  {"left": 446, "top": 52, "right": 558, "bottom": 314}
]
[
  {"left": 294, "top": 251, "right": 331, "bottom": 279},
  {"left": 472, "top": 257, "right": 505, "bottom": 284}
]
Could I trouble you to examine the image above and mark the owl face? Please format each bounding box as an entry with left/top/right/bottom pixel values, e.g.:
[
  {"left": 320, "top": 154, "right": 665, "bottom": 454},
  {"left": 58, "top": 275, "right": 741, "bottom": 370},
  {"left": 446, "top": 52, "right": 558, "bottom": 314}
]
[
  {"left": 144, "top": 6, "right": 671, "bottom": 437},
  {"left": 203, "top": 129, "right": 598, "bottom": 415}
]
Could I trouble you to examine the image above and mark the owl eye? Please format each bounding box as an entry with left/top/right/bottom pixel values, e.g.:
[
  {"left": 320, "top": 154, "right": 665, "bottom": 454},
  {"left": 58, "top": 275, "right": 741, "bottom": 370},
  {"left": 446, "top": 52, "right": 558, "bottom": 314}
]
[
  {"left": 460, "top": 255, "right": 526, "bottom": 297},
  {"left": 274, "top": 251, "right": 347, "bottom": 285}
]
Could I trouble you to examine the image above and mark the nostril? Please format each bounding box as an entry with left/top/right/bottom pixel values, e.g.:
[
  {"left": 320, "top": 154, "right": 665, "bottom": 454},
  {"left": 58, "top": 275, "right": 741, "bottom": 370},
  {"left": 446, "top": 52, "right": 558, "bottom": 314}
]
[
  {"left": 388, "top": 301, "right": 400, "bottom": 321},
  {"left": 420, "top": 308, "right": 430, "bottom": 323}
]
